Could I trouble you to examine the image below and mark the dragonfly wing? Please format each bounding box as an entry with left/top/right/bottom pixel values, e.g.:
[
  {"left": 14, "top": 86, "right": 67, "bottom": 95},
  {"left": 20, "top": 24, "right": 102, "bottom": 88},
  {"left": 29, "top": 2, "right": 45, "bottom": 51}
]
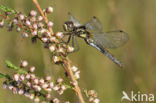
[
  {"left": 68, "top": 12, "right": 81, "bottom": 27},
  {"left": 92, "top": 30, "right": 129, "bottom": 49},
  {"left": 85, "top": 16, "right": 103, "bottom": 32}
]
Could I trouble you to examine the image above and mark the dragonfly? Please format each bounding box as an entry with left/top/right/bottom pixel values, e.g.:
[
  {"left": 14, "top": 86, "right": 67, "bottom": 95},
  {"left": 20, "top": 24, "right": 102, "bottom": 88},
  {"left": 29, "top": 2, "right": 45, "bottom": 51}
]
[{"left": 63, "top": 13, "right": 129, "bottom": 68}]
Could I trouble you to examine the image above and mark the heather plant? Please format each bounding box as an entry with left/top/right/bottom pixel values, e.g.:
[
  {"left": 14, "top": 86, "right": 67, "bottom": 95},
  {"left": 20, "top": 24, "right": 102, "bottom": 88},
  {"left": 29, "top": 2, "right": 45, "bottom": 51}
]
[{"left": 0, "top": 0, "right": 99, "bottom": 103}]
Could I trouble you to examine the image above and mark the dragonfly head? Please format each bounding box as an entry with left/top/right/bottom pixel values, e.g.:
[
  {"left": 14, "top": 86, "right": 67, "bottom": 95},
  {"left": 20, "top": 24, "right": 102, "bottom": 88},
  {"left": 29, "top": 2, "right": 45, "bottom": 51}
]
[{"left": 63, "top": 21, "right": 74, "bottom": 32}]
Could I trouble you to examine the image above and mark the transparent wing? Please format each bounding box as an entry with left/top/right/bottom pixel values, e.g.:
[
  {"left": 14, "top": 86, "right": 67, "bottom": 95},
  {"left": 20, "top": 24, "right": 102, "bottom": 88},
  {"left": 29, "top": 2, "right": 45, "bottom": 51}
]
[
  {"left": 92, "top": 30, "right": 129, "bottom": 49},
  {"left": 68, "top": 12, "right": 81, "bottom": 27},
  {"left": 85, "top": 16, "right": 103, "bottom": 32}
]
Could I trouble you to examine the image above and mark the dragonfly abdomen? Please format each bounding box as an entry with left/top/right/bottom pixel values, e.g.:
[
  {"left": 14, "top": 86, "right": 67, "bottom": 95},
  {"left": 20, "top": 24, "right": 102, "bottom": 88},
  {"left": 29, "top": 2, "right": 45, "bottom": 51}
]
[{"left": 88, "top": 42, "right": 123, "bottom": 68}]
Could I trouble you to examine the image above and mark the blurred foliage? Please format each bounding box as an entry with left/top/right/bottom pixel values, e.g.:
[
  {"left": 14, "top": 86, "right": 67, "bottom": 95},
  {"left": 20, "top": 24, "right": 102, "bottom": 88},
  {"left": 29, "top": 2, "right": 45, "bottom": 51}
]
[{"left": 0, "top": 0, "right": 156, "bottom": 103}]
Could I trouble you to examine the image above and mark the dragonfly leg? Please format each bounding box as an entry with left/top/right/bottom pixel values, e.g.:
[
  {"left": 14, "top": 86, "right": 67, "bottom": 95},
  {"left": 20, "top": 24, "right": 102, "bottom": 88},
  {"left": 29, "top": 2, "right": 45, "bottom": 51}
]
[
  {"left": 66, "top": 35, "right": 71, "bottom": 44},
  {"left": 60, "top": 35, "right": 71, "bottom": 44},
  {"left": 72, "top": 36, "right": 79, "bottom": 52}
]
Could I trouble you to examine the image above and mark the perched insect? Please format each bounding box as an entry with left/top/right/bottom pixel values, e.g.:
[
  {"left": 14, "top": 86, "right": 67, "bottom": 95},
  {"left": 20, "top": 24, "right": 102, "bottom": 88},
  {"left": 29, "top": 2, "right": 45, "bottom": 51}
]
[{"left": 63, "top": 13, "right": 129, "bottom": 68}]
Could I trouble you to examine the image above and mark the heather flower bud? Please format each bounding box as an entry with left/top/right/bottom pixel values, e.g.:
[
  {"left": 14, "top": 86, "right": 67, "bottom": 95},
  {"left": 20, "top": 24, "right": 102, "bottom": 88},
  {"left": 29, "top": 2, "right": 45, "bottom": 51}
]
[{"left": 46, "top": 6, "right": 53, "bottom": 13}]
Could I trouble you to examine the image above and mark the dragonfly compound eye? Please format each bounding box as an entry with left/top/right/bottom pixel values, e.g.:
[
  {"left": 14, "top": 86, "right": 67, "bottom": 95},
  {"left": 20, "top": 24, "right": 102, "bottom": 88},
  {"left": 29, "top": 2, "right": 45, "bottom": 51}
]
[{"left": 63, "top": 21, "right": 74, "bottom": 31}]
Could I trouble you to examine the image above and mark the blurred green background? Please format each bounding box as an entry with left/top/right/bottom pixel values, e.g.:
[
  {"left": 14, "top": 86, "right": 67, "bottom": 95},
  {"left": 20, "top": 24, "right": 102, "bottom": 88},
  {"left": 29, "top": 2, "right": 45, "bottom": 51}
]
[{"left": 0, "top": 0, "right": 156, "bottom": 103}]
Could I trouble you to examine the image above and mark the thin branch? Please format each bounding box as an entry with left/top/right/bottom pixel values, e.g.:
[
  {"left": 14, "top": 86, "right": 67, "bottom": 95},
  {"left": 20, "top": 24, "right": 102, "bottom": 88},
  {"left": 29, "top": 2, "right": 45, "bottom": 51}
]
[
  {"left": 32, "top": 0, "right": 54, "bottom": 36},
  {"left": 32, "top": 0, "right": 85, "bottom": 103}
]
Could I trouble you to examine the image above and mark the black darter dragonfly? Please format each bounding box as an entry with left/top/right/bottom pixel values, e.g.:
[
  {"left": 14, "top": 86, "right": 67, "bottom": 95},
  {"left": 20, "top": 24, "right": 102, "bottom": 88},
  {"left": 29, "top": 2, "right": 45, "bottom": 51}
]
[{"left": 63, "top": 13, "right": 129, "bottom": 68}]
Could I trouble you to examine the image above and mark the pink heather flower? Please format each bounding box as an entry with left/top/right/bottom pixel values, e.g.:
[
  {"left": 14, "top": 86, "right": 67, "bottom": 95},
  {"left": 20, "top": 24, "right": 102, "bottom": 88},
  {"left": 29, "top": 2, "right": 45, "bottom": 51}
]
[
  {"left": 45, "top": 75, "right": 51, "bottom": 81},
  {"left": 25, "top": 74, "right": 31, "bottom": 79},
  {"left": 18, "top": 89, "right": 24, "bottom": 95},
  {"left": 30, "top": 17, "right": 36, "bottom": 22},
  {"left": 13, "top": 74, "right": 19, "bottom": 81},
  {"left": 60, "top": 85, "right": 66, "bottom": 90},
  {"left": 38, "top": 22, "right": 44, "bottom": 28},
  {"left": 56, "top": 32, "right": 64, "bottom": 38},
  {"left": 34, "top": 97, "right": 40, "bottom": 103},
  {"left": 75, "top": 71, "right": 80, "bottom": 79},
  {"left": 33, "top": 78, "right": 39, "bottom": 84},
  {"left": 32, "top": 23, "right": 38, "bottom": 29},
  {"left": 21, "top": 60, "right": 28, "bottom": 67},
  {"left": 30, "top": 74, "right": 36, "bottom": 80},
  {"left": 22, "top": 32, "right": 29, "bottom": 38},
  {"left": 71, "top": 66, "right": 78, "bottom": 72},
  {"left": 58, "top": 48, "right": 64, "bottom": 53},
  {"left": 46, "top": 6, "right": 53, "bottom": 13},
  {"left": 8, "top": 84, "right": 13, "bottom": 90},
  {"left": 45, "top": 88, "right": 52, "bottom": 92},
  {"left": 53, "top": 85, "right": 59, "bottom": 91},
  {"left": 46, "top": 93, "right": 51, "bottom": 99},
  {"left": 94, "top": 98, "right": 100, "bottom": 103},
  {"left": 29, "top": 94, "right": 35, "bottom": 100},
  {"left": 41, "top": 37, "right": 48, "bottom": 43},
  {"left": 26, "top": 81, "right": 32, "bottom": 87},
  {"left": 39, "top": 78, "right": 45, "bottom": 84},
  {"left": 37, "top": 16, "right": 43, "bottom": 21},
  {"left": 19, "top": 74, "right": 25, "bottom": 81},
  {"left": 31, "top": 30, "right": 38, "bottom": 36},
  {"left": 53, "top": 56, "right": 60, "bottom": 63},
  {"left": 2, "top": 82, "right": 7, "bottom": 89},
  {"left": 16, "top": 27, "right": 21, "bottom": 32},
  {"left": 49, "top": 45, "right": 55, "bottom": 52},
  {"left": 29, "top": 66, "right": 36, "bottom": 72},
  {"left": 0, "top": 20, "right": 4, "bottom": 27},
  {"left": 18, "top": 14, "right": 25, "bottom": 20},
  {"left": 25, "top": 20, "right": 31, "bottom": 26},
  {"left": 53, "top": 98, "right": 60, "bottom": 103},
  {"left": 30, "top": 10, "right": 37, "bottom": 17},
  {"left": 49, "top": 82, "right": 54, "bottom": 88},
  {"left": 47, "top": 21, "right": 54, "bottom": 27},
  {"left": 57, "top": 77, "right": 63, "bottom": 83},
  {"left": 50, "top": 36, "right": 57, "bottom": 42},
  {"left": 67, "top": 46, "right": 74, "bottom": 52},
  {"left": 42, "top": 83, "right": 48, "bottom": 89}
]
